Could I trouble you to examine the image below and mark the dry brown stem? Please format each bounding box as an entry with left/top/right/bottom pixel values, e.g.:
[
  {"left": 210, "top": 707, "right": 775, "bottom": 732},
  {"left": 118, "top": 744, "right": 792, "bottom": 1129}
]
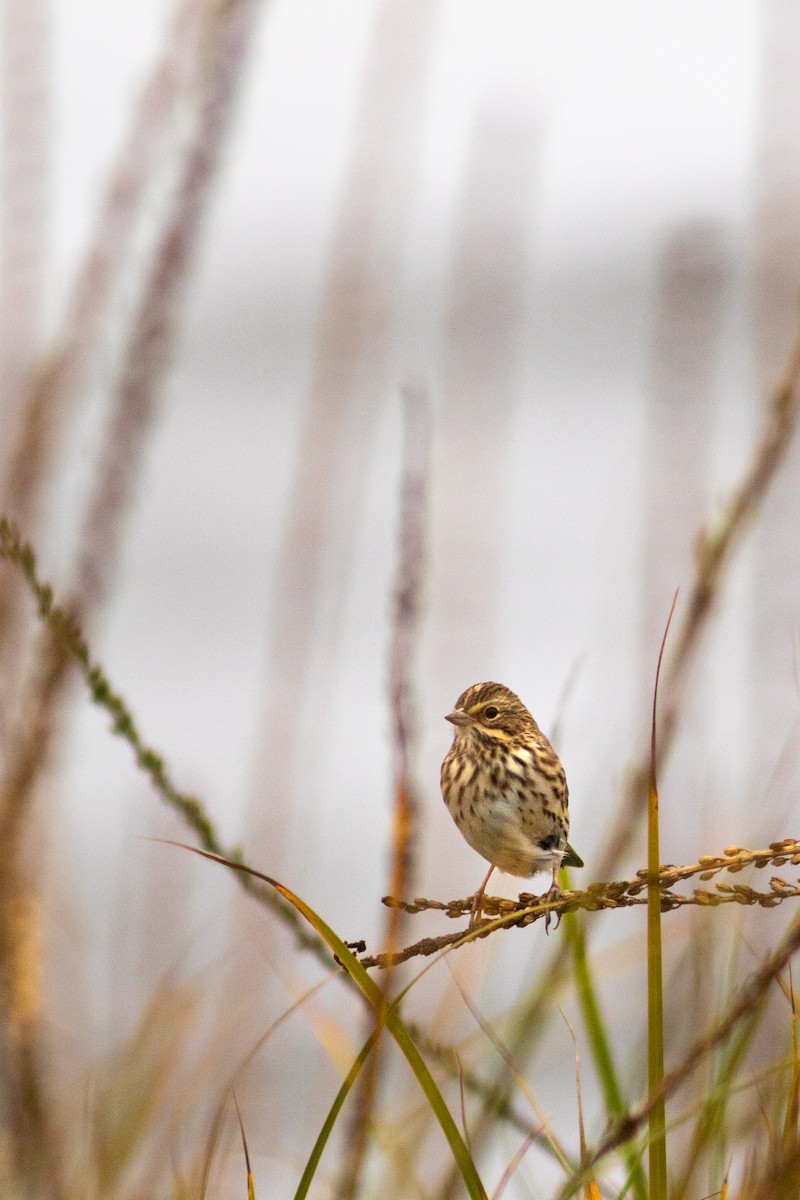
[
  {"left": 337, "top": 383, "right": 430, "bottom": 1197},
  {"left": 0, "top": 10, "right": 261, "bottom": 1182},
  {"left": 598, "top": 329, "right": 800, "bottom": 881},
  {"left": 358, "top": 839, "right": 800, "bottom": 969},
  {"left": 0, "top": 517, "right": 333, "bottom": 971},
  {"left": 0, "top": 0, "right": 207, "bottom": 671}
]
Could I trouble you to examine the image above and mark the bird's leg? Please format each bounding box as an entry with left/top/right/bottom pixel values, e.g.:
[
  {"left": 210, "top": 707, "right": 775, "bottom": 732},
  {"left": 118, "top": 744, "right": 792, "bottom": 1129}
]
[
  {"left": 470, "top": 864, "right": 495, "bottom": 928},
  {"left": 542, "top": 860, "right": 563, "bottom": 933}
]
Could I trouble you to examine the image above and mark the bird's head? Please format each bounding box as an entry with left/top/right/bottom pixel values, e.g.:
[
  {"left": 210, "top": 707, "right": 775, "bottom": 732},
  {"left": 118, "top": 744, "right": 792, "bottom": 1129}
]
[{"left": 445, "top": 681, "right": 536, "bottom": 741}]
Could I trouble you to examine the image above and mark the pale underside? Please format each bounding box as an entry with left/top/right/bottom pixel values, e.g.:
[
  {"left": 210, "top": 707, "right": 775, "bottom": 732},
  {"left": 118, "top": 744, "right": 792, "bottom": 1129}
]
[{"left": 442, "top": 743, "right": 568, "bottom": 878}]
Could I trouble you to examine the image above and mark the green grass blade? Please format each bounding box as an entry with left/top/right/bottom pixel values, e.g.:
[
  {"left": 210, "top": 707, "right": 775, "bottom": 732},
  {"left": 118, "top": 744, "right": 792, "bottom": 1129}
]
[
  {"left": 647, "top": 767, "right": 666, "bottom": 1198},
  {"left": 295, "top": 1032, "right": 377, "bottom": 1200},
  {"left": 167, "top": 843, "right": 489, "bottom": 1200},
  {"left": 563, "top": 908, "right": 648, "bottom": 1200},
  {"left": 647, "top": 593, "right": 677, "bottom": 1199}
]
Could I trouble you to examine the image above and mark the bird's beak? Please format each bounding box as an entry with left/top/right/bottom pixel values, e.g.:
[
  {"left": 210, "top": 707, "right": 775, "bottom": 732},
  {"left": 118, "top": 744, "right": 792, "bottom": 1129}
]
[{"left": 445, "top": 708, "right": 470, "bottom": 726}]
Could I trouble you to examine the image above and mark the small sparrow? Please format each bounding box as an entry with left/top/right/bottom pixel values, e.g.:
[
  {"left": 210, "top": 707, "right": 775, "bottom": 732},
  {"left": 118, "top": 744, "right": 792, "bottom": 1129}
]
[{"left": 440, "top": 681, "right": 582, "bottom": 926}]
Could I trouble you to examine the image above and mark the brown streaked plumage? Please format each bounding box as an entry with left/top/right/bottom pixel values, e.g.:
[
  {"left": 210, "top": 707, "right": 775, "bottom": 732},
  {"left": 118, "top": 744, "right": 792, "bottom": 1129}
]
[{"left": 440, "top": 681, "right": 582, "bottom": 927}]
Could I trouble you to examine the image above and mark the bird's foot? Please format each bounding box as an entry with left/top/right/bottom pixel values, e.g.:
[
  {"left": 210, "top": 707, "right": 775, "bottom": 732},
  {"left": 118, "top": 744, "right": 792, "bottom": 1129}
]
[
  {"left": 468, "top": 893, "right": 485, "bottom": 930},
  {"left": 541, "top": 882, "right": 563, "bottom": 933}
]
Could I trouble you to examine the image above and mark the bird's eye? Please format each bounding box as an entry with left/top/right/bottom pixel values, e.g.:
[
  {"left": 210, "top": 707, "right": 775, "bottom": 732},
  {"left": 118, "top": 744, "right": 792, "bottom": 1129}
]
[{"left": 484, "top": 706, "right": 499, "bottom": 720}]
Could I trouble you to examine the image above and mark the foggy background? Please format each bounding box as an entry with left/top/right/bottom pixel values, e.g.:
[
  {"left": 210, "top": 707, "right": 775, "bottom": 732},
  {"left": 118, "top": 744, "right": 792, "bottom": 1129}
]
[{"left": 2, "top": 0, "right": 800, "bottom": 1194}]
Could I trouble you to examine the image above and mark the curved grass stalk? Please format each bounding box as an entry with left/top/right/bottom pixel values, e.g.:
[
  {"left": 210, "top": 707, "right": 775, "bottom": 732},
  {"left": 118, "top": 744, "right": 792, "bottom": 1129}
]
[
  {"left": 162, "top": 841, "right": 489, "bottom": 1200},
  {"left": 294, "top": 1032, "right": 378, "bottom": 1200}
]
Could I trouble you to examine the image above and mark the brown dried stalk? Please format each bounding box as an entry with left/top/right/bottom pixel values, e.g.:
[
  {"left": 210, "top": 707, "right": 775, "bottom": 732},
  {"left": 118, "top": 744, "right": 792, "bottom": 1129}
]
[
  {"left": 358, "top": 839, "right": 800, "bottom": 969},
  {"left": 73, "top": 0, "right": 260, "bottom": 615},
  {"left": 0, "top": 0, "right": 207, "bottom": 670},
  {"left": 0, "top": 13, "right": 261, "bottom": 1181},
  {"left": 382, "top": 382, "right": 430, "bottom": 961},
  {"left": 0, "top": 518, "right": 333, "bottom": 971},
  {"left": 337, "top": 383, "right": 430, "bottom": 1197},
  {"left": 598, "top": 327, "right": 800, "bottom": 881}
]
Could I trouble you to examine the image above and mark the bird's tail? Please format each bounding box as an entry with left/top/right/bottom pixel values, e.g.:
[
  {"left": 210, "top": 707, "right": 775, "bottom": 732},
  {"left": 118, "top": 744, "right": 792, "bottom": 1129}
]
[{"left": 562, "top": 842, "right": 584, "bottom": 869}]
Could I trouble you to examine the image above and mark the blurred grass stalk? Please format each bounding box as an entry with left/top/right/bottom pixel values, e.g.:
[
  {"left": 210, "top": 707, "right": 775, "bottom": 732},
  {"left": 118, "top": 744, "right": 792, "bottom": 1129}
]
[
  {"left": 0, "top": 0, "right": 262, "bottom": 1191},
  {"left": 335, "top": 381, "right": 430, "bottom": 1195},
  {"left": 646, "top": 594, "right": 677, "bottom": 1198}
]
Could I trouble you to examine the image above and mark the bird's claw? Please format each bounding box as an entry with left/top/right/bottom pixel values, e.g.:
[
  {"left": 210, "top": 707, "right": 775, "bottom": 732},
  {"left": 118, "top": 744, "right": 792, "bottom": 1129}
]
[
  {"left": 468, "top": 895, "right": 484, "bottom": 930},
  {"left": 542, "top": 883, "right": 563, "bottom": 934}
]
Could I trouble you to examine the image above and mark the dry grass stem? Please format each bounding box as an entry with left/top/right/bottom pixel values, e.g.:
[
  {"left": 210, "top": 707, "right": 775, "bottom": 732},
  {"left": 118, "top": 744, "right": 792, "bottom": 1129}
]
[
  {"left": 336, "top": 384, "right": 430, "bottom": 1196},
  {"left": 383, "top": 381, "right": 430, "bottom": 959},
  {"left": 0, "top": 13, "right": 261, "bottom": 1179},
  {"left": 0, "top": 517, "right": 333, "bottom": 969},
  {"left": 598, "top": 327, "right": 800, "bottom": 881},
  {"left": 0, "top": 0, "right": 207, "bottom": 669},
  {"left": 73, "top": 0, "right": 260, "bottom": 613},
  {"left": 361, "top": 839, "right": 800, "bottom": 968}
]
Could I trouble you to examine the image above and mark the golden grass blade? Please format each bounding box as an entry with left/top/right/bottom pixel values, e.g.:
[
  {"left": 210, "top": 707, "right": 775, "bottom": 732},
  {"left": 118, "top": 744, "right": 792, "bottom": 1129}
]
[
  {"left": 560, "top": 1003, "right": 602, "bottom": 1200},
  {"left": 159, "top": 841, "right": 489, "bottom": 1200},
  {"left": 232, "top": 1092, "right": 255, "bottom": 1200},
  {"left": 647, "top": 590, "right": 678, "bottom": 1199},
  {"left": 784, "top": 965, "right": 800, "bottom": 1146}
]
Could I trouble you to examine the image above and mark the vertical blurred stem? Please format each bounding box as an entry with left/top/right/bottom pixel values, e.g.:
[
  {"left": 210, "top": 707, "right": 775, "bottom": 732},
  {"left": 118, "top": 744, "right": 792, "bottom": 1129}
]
[
  {"left": 564, "top": 910, "right": 648, "bottom": 1200},
  {"left": 647, "top": 593, "right": 677, "bottom": 1199},
  {"left": 647, "top": 769, "right": 666, "bottom": 1197},
  {"left": 336, "top": 383, "right": 429, "bottom": 1197}
]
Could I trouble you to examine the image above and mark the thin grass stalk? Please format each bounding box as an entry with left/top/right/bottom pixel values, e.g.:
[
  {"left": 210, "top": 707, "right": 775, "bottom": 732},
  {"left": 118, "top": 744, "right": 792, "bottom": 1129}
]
[
  {"left": 561, "top": 1009, "right": 602, "bottom": 1200},
  {"left": 646, "top": 775, "right": 666, "bottom": 1200},
  {"left": 0, "top": 519, "right": 334, "bottom": 968},
  {"left": 295, "top": 1033, "right": 378, "bottom": 1200},
  {"left": 231, "top": 1092, "right": 255, "bottom": 1200},
  {"left": 646, "top": 593, "right": 677, "bottom": 1198},
  {"left": 0, "top": 0, "right": 205, "bottom": 680},
  {"left": 786, "top": 970, "right": 800, "bottom": 1147},
  {"left": 194, "top": 978, "right": 334, "bottom": 1200},
  {"left": 336, "top": 385, "right": 429, "bottom": 1196},
  {"left": 598, "top": 328, "right": 800, "bottom": 885},
  {"left": 447, "top": 963, "right": 575, "bottom": 1175}
]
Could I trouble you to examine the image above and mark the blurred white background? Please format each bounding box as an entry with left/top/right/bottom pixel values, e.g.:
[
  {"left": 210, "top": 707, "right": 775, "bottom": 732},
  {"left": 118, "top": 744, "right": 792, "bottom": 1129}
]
[{"left": 3, "top": 0, "right": 800, "bottom": 1193}]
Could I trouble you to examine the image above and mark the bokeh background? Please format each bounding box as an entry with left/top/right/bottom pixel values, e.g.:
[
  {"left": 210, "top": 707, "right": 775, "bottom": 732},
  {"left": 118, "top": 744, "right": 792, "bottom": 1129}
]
[{"left": 2, "top": 1, "right": 800, "bottom": 1195}]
